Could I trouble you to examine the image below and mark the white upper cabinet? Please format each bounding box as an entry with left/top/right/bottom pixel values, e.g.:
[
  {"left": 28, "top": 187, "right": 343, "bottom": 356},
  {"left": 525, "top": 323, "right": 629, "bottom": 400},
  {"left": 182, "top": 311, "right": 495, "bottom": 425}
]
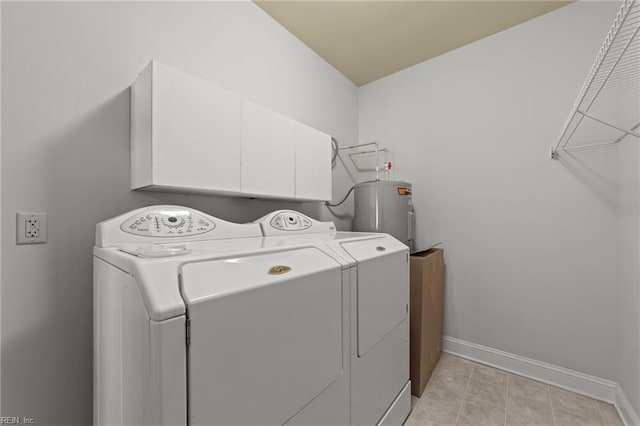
[
  {"left": 131, "top": 61, "right": 242, "bottom": 194},
  {"left": 295, "top": 122, "right": 332, "bottom": 201},
  {"left": 130, "top": 60, "right": 332, "bottom": 201},
  {"left": 241, "top": 101, "right": 295, "bottom": 198}
]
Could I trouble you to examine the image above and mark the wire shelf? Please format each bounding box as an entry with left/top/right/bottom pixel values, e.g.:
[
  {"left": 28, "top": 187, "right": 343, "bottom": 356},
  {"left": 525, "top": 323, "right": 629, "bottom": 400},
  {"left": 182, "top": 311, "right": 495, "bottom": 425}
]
[{"left": 552, "top": 0, "right": 640, "bottom": 159}]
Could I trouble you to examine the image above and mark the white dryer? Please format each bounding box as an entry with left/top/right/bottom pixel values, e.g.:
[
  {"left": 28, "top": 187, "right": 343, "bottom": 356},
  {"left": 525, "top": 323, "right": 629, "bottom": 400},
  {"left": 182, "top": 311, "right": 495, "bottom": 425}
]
[
  {"left": 254, "top": 210, "right": 412, "bottom": 426},
  {"left": 93, "top": 205, "right": 350, "bottom": 426}
]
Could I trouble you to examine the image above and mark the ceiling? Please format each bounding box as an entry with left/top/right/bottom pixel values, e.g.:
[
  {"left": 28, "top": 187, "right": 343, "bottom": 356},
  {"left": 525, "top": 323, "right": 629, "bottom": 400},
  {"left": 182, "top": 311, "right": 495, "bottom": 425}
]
[{"left": 255, "top": 1, "right": 572, "bottom": 86}]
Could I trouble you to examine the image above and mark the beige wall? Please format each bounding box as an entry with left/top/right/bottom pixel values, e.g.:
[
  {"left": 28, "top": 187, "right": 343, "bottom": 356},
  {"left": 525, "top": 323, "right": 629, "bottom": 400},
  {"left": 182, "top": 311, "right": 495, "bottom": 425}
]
[{"left": 1, "top": 2, "right": 357, "bottom": 424}]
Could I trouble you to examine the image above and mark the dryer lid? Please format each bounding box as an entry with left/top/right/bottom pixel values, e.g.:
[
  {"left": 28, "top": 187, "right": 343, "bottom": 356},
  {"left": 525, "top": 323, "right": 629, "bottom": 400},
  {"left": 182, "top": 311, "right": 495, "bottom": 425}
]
[{"left": 339, "top": 235, "right": 409, "bottom": 357}]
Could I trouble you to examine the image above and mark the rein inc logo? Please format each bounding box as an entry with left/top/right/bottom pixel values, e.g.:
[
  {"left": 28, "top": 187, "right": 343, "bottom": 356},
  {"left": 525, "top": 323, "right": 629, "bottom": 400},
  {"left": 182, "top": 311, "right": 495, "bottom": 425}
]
[{"left": 1, "top": 417, "right": 35, "bottom": 424}]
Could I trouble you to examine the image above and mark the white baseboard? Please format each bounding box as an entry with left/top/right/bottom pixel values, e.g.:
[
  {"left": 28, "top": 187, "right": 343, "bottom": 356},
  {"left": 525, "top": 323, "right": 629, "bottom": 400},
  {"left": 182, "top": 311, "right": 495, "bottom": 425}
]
[
  {"left": 443, "top": 336, "right": 617, "bottom": 401},
  {"left": 442, "top": 336, "right": 640, "bottom": 426}
]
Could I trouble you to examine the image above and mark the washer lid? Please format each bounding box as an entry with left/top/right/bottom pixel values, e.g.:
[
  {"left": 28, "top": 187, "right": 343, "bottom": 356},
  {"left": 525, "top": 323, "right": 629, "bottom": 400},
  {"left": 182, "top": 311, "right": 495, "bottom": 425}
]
[
  {"left": 181, "top": 246, "right": 343, "bottom": 425},
  {"left": 180, "top": 246, "right": 340, "bottom": 304},
  {"left": 94, "top": 236, "right": 267, "bottom": 322}
]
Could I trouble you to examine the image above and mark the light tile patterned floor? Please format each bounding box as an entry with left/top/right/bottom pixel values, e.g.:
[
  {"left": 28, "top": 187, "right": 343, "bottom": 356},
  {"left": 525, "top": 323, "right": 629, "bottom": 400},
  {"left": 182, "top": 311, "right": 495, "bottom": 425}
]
[{"left": 406, "top": 354, "right": 624, "bottom": 426}]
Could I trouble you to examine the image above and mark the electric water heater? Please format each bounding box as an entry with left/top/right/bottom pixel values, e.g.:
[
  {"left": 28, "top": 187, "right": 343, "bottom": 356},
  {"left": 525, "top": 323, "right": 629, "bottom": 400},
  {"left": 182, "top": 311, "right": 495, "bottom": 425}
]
[{"left": 354, "top": 180, "right": 415, "bottom": 251}]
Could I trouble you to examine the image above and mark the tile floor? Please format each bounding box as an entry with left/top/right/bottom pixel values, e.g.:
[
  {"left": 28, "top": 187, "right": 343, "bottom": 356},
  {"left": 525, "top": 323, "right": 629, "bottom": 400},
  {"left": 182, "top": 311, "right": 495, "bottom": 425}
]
[{"left": 406, "top": 354, "right": 624, "bottom": 426}]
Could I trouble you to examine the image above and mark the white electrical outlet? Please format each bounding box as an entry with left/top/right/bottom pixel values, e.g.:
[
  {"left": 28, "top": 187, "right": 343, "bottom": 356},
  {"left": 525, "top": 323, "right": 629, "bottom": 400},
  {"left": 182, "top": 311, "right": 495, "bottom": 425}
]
[{"left": 17, "top": 212, "right": 47, "bottom": 244}]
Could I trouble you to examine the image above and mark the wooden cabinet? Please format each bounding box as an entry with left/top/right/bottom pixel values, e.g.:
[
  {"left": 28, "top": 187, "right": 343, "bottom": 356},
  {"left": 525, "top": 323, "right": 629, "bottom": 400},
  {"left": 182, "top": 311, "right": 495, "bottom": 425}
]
[{"left": 130, "top": 60, "right": 331, "bottom": 201}]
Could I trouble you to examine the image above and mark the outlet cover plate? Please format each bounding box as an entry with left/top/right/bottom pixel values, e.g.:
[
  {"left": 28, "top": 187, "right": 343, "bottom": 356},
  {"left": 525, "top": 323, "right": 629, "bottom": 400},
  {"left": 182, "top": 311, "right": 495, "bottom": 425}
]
[{"left": 17, "top": 212, "right": 47, "bottom": 244}]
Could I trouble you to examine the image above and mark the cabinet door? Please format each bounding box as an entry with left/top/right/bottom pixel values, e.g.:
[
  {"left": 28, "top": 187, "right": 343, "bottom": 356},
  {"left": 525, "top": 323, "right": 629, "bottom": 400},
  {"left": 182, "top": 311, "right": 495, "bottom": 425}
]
[
  {"left": 152, "top": 61, "right": 242, "bottom": 193},
  {"left": 295, "top": 123, "right": 332, "bottom": 200},
  {"left": 241, "top": 101, "right": 295, "bottom": 198}
]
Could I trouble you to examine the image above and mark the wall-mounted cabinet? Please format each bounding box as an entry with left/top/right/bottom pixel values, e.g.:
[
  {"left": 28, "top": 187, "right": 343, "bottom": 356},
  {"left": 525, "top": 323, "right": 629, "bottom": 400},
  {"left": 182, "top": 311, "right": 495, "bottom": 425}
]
[
  {"left": 130, "top": 60, "right": 332, "bottom": 201},
  {"left": 295, "top": 122, "right": 332, "bottom": 200},
  {"left": 241, "top": 100, "right": 296, "bottom": 198}
]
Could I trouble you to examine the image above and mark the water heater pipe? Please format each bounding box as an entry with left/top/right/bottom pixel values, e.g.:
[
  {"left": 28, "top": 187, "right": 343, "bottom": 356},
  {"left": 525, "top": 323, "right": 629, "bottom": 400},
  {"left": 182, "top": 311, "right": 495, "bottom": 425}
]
[{"left": 338, "top": 141, "right": 384, "bottom": 181}]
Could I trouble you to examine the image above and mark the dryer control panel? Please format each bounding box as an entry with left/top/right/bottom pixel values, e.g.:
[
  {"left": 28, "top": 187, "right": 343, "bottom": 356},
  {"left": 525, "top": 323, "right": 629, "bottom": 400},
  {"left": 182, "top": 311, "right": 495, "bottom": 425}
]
[
  {"left": 256, "top": 210, "right": 336, "bottom": 236},
  {"left": 121, "top": 208, "right": 215, "bottom": 237},
  {"left": 270, "top": 212, "right": 312, "bottom": 231}
]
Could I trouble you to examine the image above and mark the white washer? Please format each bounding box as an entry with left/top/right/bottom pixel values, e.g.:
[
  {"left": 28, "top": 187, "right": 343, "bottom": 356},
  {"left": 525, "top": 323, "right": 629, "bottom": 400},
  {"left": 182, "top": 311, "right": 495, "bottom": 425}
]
[
  {"left": 254, "top": 210, "right": 411, "bottom": 426},
  {"left": 93, "top": 205, "right": 350, "bottom": 426}
]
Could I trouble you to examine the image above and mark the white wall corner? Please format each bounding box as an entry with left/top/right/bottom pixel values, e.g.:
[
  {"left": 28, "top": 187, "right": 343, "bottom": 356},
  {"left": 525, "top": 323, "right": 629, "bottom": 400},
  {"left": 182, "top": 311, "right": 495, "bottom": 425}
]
[
  {"left": 442, "top": 336, "right": 618, "bottom": 403},
  {"left": 615, "top": 385, "right": 640, "bottom": 426},
  {"left": 1, "top": 0, "right": 4, "bottom": 413}
]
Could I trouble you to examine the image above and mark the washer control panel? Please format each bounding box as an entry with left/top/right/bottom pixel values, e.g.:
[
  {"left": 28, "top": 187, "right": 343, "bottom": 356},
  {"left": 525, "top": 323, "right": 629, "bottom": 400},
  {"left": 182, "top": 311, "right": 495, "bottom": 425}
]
[
  {"left": 120, "top": 208, "right": 215, "bottom": 237},
  {"left": 270, "top": 212, "right": 312, "bottom": 231}
]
